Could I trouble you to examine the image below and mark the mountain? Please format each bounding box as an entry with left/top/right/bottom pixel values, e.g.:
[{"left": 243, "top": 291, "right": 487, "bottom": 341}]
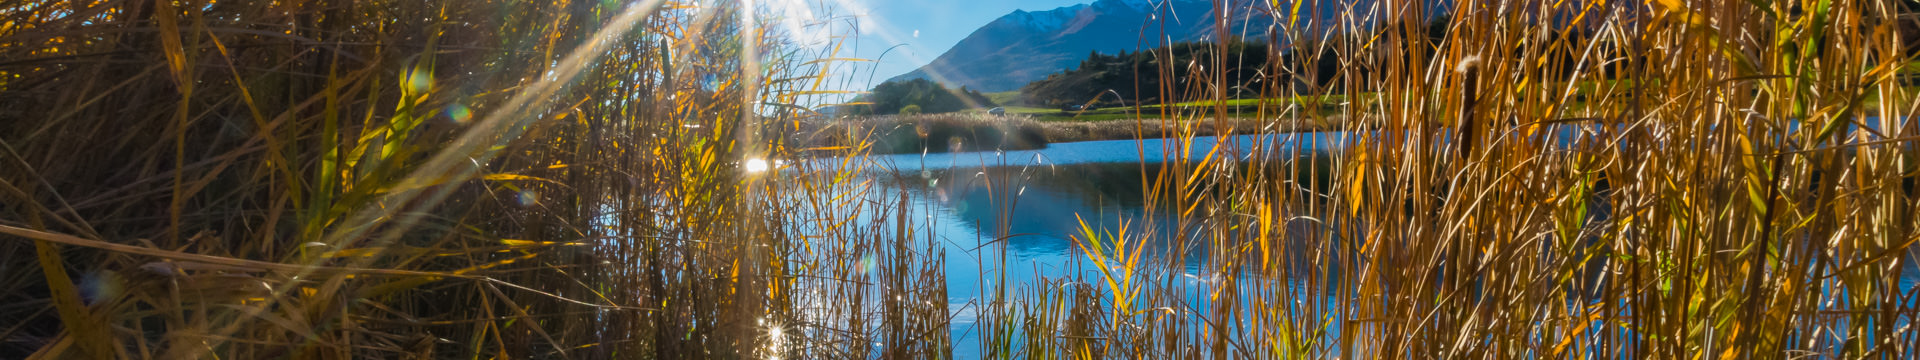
[{"left": 885, "top": 0, "right": 1279, "bottom": 92}]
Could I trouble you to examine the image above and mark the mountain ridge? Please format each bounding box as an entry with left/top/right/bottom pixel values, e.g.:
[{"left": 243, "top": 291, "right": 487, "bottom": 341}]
[{"left": 887, "top": 0, "right": 1275, "bottom": 92}]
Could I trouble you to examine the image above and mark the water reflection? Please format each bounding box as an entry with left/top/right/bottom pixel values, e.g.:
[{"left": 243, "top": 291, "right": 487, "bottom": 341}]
[
  {"left": 786, "top": 124, "right": 1920, "bottom": 357},
  {"left": 828, "top": 134, "right": 1339, "bottom": 358},
  {"left": 863, "top": 132, "right": 1352, "bottom": 172},
  {"left": 892, "top": 164, "right": 1174, "bottom": 257}
]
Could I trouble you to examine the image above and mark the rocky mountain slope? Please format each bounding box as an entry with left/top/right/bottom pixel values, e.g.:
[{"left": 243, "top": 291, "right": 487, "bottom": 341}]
[{"left": 886, "top": 0, "right": 1279, "bottom": 92}]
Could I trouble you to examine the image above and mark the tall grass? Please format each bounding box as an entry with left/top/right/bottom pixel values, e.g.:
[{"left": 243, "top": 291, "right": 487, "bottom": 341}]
[
  {"left": 797, "top": 114, "right": 1052, "bottom": 154},
  {"left": 0, "top": 0, "right": 956, "bottom": 358},
  {"left": 1000, "top": 0, "right": 1920, "bottom": 358},
  {"left": 2, "top": 0, "right": 1917, "bottom": 358}
]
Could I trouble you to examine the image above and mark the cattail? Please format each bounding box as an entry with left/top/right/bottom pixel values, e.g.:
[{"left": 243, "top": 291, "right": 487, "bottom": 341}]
[{"left": 1455, "top": 55, "right": 1482, "bottom": 160}]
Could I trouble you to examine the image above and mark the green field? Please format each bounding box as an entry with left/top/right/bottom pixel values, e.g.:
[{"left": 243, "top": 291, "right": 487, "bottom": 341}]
[
  {"left": 1159, "top": 94, "right": 1351, "bottom": 108},
  {"left": 967, "top": 105, "right": 1250, "bottom": 122},
  {"left": 970, "top": 92, "right": 1346, "bottom": 122},
  {"left": 984, "top": 90, "right": 1023, "bottom": 106}
]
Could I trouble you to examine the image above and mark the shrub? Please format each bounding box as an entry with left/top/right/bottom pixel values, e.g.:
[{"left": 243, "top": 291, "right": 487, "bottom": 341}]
[{"left": 856, "top": 78, "right": 996, "bottom": 114}]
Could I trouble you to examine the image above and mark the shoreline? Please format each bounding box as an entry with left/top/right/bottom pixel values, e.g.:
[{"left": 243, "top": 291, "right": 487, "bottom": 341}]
[{"left": 793, "top": 114, "right": 1339, "bottom": 155}]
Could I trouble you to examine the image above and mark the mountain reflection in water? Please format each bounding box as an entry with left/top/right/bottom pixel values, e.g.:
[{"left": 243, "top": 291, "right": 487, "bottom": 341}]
[{"left": 817, "top": 134, "right": 1343, "bottom": 358}]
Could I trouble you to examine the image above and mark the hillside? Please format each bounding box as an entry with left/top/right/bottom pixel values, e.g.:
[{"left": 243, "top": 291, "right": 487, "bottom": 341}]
[{"left": 885, "top": 0, "right": 1279, "bottom": 92}]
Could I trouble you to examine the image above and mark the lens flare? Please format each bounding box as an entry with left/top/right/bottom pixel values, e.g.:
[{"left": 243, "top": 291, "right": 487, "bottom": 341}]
[
  {"left": 516, "top": 190, "right": 539, "bottom": 206},
  {"left": 744, "top": 158, "right": 771, "bottom": 173},
  {"left": 445, "top": 104, "right": 473, "bottom": 124}
]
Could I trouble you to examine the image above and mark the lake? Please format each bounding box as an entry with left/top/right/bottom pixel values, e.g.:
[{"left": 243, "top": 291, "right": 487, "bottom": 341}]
[
  {"left": 786, "top": 126, "right": 1920, "bottom": 358},
  {"left": 801, "top": 133, "right": 1351, "bottom": 357}
]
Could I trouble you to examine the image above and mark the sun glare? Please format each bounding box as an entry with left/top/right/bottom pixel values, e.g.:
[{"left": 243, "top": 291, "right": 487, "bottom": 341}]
[{"left": 744, "top": 158, "right": 771, "bottom": 173}]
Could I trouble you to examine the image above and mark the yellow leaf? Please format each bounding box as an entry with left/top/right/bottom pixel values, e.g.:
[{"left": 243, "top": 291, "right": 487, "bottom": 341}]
[
  {"left": 500, "top": 239, "right": 577, "bottom": 247},
  {"left": 34, "top": 239, "right": 113, "bottom": 358},
  {"left": 322, "top": 247, "right": 386, "bottom": 258},
  {"left": 482, "top": 174, "right": 559, "bottom": 184}
]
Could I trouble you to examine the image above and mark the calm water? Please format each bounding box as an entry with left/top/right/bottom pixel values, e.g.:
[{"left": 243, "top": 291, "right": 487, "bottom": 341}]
[
  {"left": 793, "top": 128, "right": 1919, "bottom": 358},
  {"left": 837, "top": 133, "right": 1351, "bottom": 358}
]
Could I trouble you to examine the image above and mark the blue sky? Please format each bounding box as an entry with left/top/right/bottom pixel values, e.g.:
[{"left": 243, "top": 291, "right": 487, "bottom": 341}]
[{"left": 802, "top": 0, "right": 1089, "bottom": 95}]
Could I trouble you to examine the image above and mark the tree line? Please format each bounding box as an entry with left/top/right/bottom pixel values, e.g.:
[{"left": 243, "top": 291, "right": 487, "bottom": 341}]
[
  {"left": 845, "top": 78, "right": 996, "bottom": 115},
  {"left": 1019, "top": 40, "right": 1276, "bottom": 108},
  {"left": 1017, "top": 15, "right": 1466, "bottom": 108}
]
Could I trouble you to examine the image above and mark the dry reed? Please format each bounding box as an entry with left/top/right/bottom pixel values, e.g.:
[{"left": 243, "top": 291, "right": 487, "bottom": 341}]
[{"left": 1, "top": 0, "right": 1917, "bottom": 358}]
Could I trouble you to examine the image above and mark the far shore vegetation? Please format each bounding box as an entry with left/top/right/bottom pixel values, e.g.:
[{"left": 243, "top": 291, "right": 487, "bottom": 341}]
[
  {"left": 841, "top": 77, "right": 997, "bottom": 115},
  {"left": 793, "top": 113, "right": 1326, "bottom": 154}
]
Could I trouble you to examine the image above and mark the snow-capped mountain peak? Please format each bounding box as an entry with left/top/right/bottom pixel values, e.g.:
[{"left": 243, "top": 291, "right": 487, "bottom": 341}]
[
  {"left": 1114, "top": 0, "right": 1160, "bottom": 12},
  {"left": 1004, "top": 4, "right": 1085, "bottom": 32},
  {"left": 1108, "top": 0, "right": 1212, "bottom": 13}
]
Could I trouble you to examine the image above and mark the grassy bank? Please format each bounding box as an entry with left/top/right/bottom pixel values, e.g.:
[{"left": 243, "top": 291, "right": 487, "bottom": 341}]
[
  {"left": 799, "top": 114, "right": 1333, "bottom": 154},
  {"left": 1020, "top": 116, "right": 1332, "bottom": 144},
  {"left": 795, "top": 114, "right": 1050, "bottom": 154},
  {"left": 982, "top": 103, "right": 1342, "bottom": 122}
]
